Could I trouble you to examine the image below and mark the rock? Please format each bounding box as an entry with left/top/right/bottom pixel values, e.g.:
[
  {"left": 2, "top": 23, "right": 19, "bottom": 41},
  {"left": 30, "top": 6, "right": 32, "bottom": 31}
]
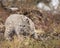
[
  {"left": 37, "top": 2, "right": 51, "bottom": 11},
  {"left": 37, "top": 0, "right": 60, "bottom": 14},
  {"left": 4, "top": 14, "right": 37, "bottom": 41},
  {"left": 9, "top": 7, "right": 19, "bottom": 11},
  {"left": 49, "top": 0, "right": 59, "bottom": 10}
]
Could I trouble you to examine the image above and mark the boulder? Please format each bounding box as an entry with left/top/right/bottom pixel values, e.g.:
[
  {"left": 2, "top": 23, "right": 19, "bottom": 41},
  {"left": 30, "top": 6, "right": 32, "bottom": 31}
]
[{"left": 4, "top": 14, "right": 38, "bottom": 40}]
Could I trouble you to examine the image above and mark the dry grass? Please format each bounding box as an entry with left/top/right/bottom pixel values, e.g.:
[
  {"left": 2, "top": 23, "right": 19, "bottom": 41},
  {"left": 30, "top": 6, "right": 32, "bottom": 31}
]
[
  {"left": 0, "top": 36, "right": 60, "bottom": 48},
  {"left": 0, "top": 4, "right": 60, "bottom": 48}
]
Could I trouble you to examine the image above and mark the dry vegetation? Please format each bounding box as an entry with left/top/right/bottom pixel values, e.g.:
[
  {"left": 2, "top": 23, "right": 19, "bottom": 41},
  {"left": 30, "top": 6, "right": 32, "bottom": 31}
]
[
  {"left": 0, "top": 35, "right": 60, "bottom": 48},
  {"left": 0, "top": 0, "right": 60, "bottom": 48}
]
